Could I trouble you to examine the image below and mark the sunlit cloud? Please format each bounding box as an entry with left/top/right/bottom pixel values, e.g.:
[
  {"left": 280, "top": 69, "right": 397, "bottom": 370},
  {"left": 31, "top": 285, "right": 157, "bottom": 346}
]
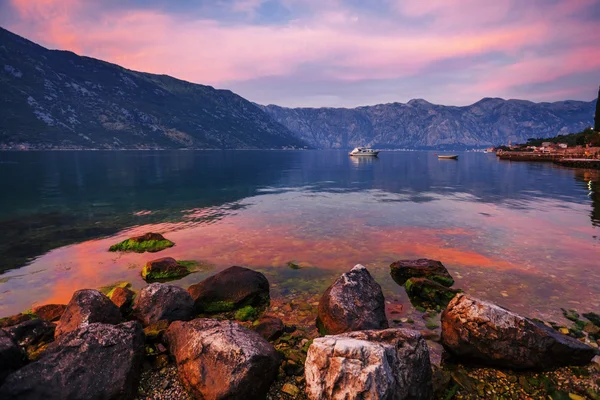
[{"left": 1, "top": 0, "right": 598, "bottom": 106}]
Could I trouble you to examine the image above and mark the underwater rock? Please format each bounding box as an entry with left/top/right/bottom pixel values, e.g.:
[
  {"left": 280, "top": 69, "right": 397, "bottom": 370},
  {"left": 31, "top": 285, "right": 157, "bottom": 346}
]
[
  {"left": 187, "top": 266, "right": 270, "bottom": 313},
  {"left": 141, "top": 257, "right": 190, "bottom": 282},
  {"left": 405, "top": 278, "right": 461, "bottom": 308},
  {"left": 441, "top": 293, "right": 598, "bottom": 369},
  {"left": 109, "top": 232, "right": 174, "bottom": 253},
  {"left": 132, "top": 283, "right": 194, "bottom": 326},
  {"left": 110, "top": 286, "right": 135, "bottom": 315},
  {"left": 305, "top": 328, "right": 433, "bottom": 400},
  {"left": 31, "top": 304, "right": 66, "bottom": 322},
  {"left": 0, "top": 322, "right": 144, "bottom": 400},
  {"left": 55, "top": 289, "right": 122, "bottom": 339},
  {"left": 390, "top": 259, "right": 455, "bottom": 287},
  {"left": 253, "top": 315, "right": 285, "bottom": 341},
  {"left": 316, "top": 264, "right": 388, "bottom": 335},
  {"left": 165, "top": 318, "right": 280, "bottom": 400}
]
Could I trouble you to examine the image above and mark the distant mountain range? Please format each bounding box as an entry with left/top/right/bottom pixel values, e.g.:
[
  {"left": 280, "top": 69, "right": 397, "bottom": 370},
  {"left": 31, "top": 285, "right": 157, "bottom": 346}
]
[
  {"left": 0, "top": 27, "right": 596, "bottom": 150},
  {"left": 0, "top": 27, "right": 305, "bottom": 150},
  {"left": 260, "top": 99, "right": 596, "bottom": 149}
]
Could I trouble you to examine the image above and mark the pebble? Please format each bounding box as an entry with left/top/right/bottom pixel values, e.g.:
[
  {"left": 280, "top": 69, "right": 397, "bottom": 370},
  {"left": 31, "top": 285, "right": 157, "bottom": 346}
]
[{"left": 281, "top": 383, "right": 300, "bottom": 397}]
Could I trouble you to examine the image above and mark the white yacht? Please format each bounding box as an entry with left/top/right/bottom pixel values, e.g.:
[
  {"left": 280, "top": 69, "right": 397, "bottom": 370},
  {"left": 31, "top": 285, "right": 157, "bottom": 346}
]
[{"left": 349, "top": 147, "right": 379, "bottom": 157}]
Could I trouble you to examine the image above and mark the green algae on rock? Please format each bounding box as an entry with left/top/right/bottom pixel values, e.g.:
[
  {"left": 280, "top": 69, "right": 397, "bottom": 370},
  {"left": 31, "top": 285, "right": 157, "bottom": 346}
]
[
  {"left": 235, "top": 305, "right": 258, "bottom": 322},
  {"left": 390, "top": 259, "right": 455, "bottom": 287},
  {"left": 98, "top": 281, "right": 132, "bottom": 298},
  {"left": 141, "top": 258, "right": 195, "bottom": 282},
  {"left": 109, "top": 232, "right": 174, "bottom": 253},
  {"left": 405, "top": 277, "right": 461, "bottom": 308}
]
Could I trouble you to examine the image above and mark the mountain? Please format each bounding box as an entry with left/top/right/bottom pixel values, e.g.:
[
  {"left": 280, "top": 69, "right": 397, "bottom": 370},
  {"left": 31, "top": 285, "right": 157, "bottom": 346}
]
[
  {"left": 0, "top": 27, "right": 306, "bottom": 149},
  {"left": 260, "top": 98, "right": 597, "bottom": 149}
]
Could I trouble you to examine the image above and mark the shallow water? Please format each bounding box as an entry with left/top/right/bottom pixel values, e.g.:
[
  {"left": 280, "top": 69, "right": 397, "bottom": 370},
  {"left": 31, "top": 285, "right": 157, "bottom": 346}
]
[{"left": 0, "top": 150, "right": 598, "bottom": 325}]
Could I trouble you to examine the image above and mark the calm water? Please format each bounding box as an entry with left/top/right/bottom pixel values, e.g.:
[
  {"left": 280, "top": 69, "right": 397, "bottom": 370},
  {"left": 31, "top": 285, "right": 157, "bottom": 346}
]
[{"left": 0, "top": 150, "right": 599, "bottom": 328}]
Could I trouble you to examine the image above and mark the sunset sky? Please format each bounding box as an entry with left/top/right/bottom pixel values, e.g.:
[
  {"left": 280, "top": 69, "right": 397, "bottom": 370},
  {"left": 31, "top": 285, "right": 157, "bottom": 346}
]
[{"left": 1, "top": 0, "right": 599, "bottom": 107}]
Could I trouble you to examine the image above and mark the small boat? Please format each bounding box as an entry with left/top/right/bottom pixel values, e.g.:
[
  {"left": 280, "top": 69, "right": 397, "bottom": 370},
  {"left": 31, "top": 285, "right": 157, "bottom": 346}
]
[
  {"left": 438, "top": 155, "right": 458, "bottom": 160},
  {"left": 349, "top": 147, "right": 379, "bottom": 157}
]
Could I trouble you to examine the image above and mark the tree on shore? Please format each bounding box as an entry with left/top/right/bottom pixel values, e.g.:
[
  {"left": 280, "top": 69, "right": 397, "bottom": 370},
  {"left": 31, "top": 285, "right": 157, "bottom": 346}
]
[{"left": 595, "top": 85, "right": 600, "bottom": 132}]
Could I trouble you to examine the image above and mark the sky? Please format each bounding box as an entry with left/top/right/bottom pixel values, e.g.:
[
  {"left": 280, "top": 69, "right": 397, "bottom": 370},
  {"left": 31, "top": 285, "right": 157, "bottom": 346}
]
[{"left": 1, "top": 0, "right": 599, "bottom": 108}]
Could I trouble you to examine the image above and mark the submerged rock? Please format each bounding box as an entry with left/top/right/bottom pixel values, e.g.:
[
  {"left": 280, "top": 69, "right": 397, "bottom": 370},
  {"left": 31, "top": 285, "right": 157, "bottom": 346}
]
[
  {"left": 390, "top": 259, "right": 455, "bottom": 287},
  {"left": 132, "top": 283, "right": 194, "bottom": 326},
  {"left": 305, "top": 328, "right": 433, "bottom": 400},
  {"left": 165, "top": 318, "right": 280, "bottom": 400},
  {"left": 441, "top": 293, "right": 597, "bottom": 369},
  {"left": 142, "top": 257, "right": 190, "bottom": 282},
  {"left": 0, "top": 321, "right": 145, "bottom": 400},
  {"left": 31, "top": 304, "right": 66, "bottom": 322},
  {"left": 187, "top": 266, "right": 270, "bottom": 313},
  {"left": 109, "top": 232, "right": 174, "bottom": 253},
  {"left": 405, "top": 278, "right": 461, "bottom": 308},
  {"left": 55, "top": 289, "right": 122, "bottom": 338},
  {"left": 0, "top": 331, "right": 25, "bottom": 385},
  {"left": 316, "top": 264, "right": 388, "bottom": 335},
  {"left": 110, "top": 286, "right": 136, "bottom": 315},
  {"left": 252, "top": 315, "right": 285, "bottom": 341}
]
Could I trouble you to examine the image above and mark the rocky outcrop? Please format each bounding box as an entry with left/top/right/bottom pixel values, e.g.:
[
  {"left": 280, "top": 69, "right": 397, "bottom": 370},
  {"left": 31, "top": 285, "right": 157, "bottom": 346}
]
[
  {"left": 55, "top": 289, "right": 122, "bottom": 338},
  {"left": 187, "top": 266, "right": 270, "bottom": 313},
  {"left": 0, "top": 321, "right": 145, "bottom": 400},
  {"left": 31, "top": 304, "right": 66, "bottom": 322},
  {"left": 110, "top": 286, "right": 136, "bottom": 315},
  {"left": 405, "top": 278, "right": 461, "bottom": 308},
  {"left": 0, "top": 331, "right": 25, "bottom": 385},
  {"left": 390, "top": 259, "right": 454, "bottom": 287},
  {"left": 132, "top": 283, "right": 194, "bottom": 326},
  {"left": 441, "top": 293, "right": 597, "bottom": 369},
  {"left": 253, "top": 315, "right": 285, "bottom": 341},
  {"left": 142, "top": 257, "right": 190, "bottom": 281},
  {"left": 165, "top": 318, "right": 280, "bottom": 400},
  {"left": 317, "top": 264, "right": 388, "bottom": 335},
  {"left": 305, "top": 328, "right": 433, "bottom": 400}
]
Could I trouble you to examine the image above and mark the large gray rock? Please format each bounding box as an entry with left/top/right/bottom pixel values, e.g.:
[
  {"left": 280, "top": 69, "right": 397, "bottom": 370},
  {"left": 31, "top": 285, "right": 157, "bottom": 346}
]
[
  {"left": 317, "top": 264, "right": 388, "bottom": 335},
  {"left": 165, "top": 318, "right": 280, "bottom": 400},
  {"left": 0, "top": 321, "right": 145, "bottom": 400},
  {"left": 305, "top": 328, "right": 433, "bottom": 400},
  {"left": 55, "top": 289, "right": 122, "bottom": 338},
  {"left": 441, "top": 293, "right": 598, "bottom": 369},
  {"left": 132, "top": 283, "right": 195, "bottom": 326},
  {"left": 187, "top": 266, "right": 270, "bottom": 313},
  {"left": 0, "top": 331, "right": 25, "bottom": 385}
]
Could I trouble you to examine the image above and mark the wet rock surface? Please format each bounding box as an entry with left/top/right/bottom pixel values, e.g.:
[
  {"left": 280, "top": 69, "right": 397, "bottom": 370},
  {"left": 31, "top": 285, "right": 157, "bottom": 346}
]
[
  {"left": 405, "top": 277, "right": 461, "bottom": 308},
  {"left": 55, "top": 289, "right": 122, "bottom": 338},
  {"left": 305, "top": 328, "right": 433, "bottom": 400},
  {"left": 133, "top": 283, "right": 194, "bottom": 326},
  {"left": 253, "top": 315, "right": 286, "bottom": 341},
  {"left": 142, "top": 257, "right": 190, "bottom": 282},
  {"left": 441, "top": 293, "right": 597, "bottom": 369},
  {"left": 0, "top": 321, "right": 145, "bottom": 400},
  {"left": 31, "top": 304, "right": 66, "bottom": 322},
  {"left": 165, "top": 318, "right": 280, "bottom": 400},
  {"left": 316, "top": 264, "right": 388, "bottom": 335},
  {"left": 390, "top": 259, "right": 455, "bottom": 287},
  {"left": 187, "top": 266, "right": 270, "bottom": 313}
]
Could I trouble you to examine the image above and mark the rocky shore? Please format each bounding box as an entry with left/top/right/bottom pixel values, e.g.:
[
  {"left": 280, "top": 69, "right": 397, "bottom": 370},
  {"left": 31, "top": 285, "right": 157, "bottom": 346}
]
[{"left": 0, "top": 235, "right": 599, "bottom": 399}]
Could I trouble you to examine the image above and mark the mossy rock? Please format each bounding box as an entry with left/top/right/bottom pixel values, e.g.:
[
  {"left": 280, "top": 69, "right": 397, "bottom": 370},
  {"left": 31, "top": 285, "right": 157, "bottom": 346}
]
[
  {"left": 0, "top": 312, "right": 37, "bottom": 328},
  {"left": 561, "top": 308, "right": 580, "bottom": 322},
  {"left": 405, "top": 278, "right": 461, "bottom": 309},
  {"left": 583, "top": 312, "right": 600, "bottom": 326},
  {"left": 109, "top": 232, "right": 174, "bottom": 253},
  {"left": 98, "top": 281, "right": 132, "bottom": 297},
  {"left": 287, "top": 261, "right": 301, "bottom": 270},
  {"left": 390, "top": 259, "right": 455, "bottom": 287},
  {"left": 235, "top": 305, "right": 258, "bottom": 322},
  {"left": 141, "top": 258, "right": 196, "bottom": 282}
]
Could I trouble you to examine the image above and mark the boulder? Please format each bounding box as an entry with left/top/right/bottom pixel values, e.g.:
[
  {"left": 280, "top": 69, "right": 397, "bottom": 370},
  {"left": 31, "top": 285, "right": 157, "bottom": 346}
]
[
  {"left": 3, "top": 319, "right": 55, "bottom": 360},
  {"left": 187, "top": 266, "right": 270, "bottom": 313},
  {"left": 132, "top": 283, "right": 194, "bottom": 326},
  {"left": 110, "top": 286, "right": 135, "bottom": 315},
  {"left": 165, "top": 318, "right": 280, "bottom": 400},
  {"left": 0, "top": 313, "right": 33, "bottom": 329},
  {"left": 390, "top": 259, "right": 455, "bottom": 287},
  {"left": 31, "top": 304, "right": 66, "bottom": 322},
  {"left": 441, "top": 293, "right": 598, "bottom": 369},
  {"left": 109, "top": 232, "right": 174, "bottom": 253},
  {"left": 142, "top": 257, "right": 190, "bottom": 281},
  {"left": 316, "top": 264, "right": 388, "bottom": 335},
  {"left": 305, "top": 328, "right": 433, "bottom": 400},
  {"left": 0, "top": 321, "right": 144, "bottom": 400},
  {"left": 0, "top": 332, "right": 25, "bottom": 385},
  {"left": 405, "top": 278, "right": 461, "bottom": 308},
  {"left": 55, "top": 289, "right": 122, "bottom": 338},
  {"left": 253, "top": 315, "right": 285, "bottom": 341}
]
